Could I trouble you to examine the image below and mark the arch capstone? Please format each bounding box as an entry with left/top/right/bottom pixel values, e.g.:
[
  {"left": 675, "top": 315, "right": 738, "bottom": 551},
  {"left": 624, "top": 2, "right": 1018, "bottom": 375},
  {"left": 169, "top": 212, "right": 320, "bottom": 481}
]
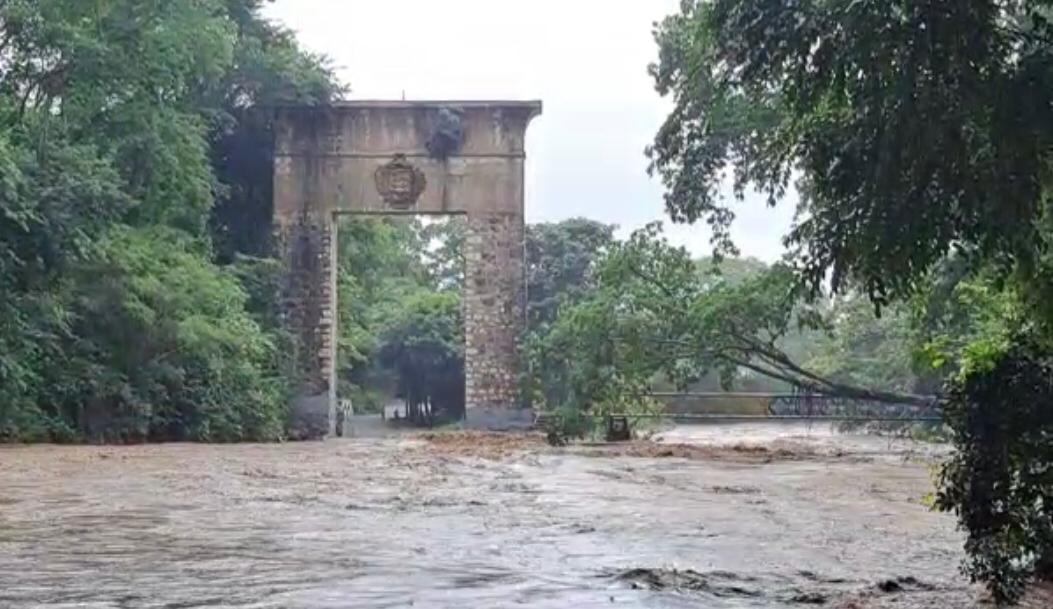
[{"left": 273, "top": 100, "right": 542, "bottom": 438}]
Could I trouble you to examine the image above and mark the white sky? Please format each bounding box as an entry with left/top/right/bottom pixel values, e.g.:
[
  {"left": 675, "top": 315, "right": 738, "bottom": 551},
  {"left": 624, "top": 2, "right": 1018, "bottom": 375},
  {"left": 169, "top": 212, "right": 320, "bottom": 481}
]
[{"left": 266, "top": 0, "right": 795, "bottom": 261}]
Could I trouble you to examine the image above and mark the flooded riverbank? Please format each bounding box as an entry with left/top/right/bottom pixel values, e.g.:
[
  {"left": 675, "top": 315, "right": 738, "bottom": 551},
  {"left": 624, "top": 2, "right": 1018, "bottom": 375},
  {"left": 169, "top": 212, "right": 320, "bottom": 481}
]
[{"left": 1, "top": 423, "right": 1047, "bottom": 608}]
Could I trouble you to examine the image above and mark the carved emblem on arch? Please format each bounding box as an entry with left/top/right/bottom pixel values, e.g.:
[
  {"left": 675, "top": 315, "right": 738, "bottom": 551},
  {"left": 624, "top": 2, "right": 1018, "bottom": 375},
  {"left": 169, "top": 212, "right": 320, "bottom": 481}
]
[{"left": 374, "top": 154, "right": 426, "bottom": 210}]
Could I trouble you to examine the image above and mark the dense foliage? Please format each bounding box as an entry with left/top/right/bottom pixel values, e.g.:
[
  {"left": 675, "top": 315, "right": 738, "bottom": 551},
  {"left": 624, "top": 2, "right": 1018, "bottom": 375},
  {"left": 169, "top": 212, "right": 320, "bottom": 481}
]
[
  {"left": 43, "top": 228, "right": 288, "bottom": 442},
  {"left": 378, "top": 291, "right": 465, "bottom": 422},
  {"left": 805, "top": 297, "right": 924, "bottom": 395},
  {"left": 334, "top": 217, "right": 466, "bottom": 417},
  {"left": 650, "top": 0, "right": 1053, "bottom": 600},
  {"left": 650, "top": 0, "right": 1053, "bottom": 311},
  {"left": 525, "top": 218, "right": 616, "bottom": 329},
  {"left": 936, "top": 336, "right": 1053, "bottom": 603},
  {"left": 521, "top": 219, "right": 617, "bottom": 409},
  {"left": 0, "top": 0, "right": 337, "bottom": 441},
  {"left": 531, "top": 224, "right": 934, "bottom": 413}
]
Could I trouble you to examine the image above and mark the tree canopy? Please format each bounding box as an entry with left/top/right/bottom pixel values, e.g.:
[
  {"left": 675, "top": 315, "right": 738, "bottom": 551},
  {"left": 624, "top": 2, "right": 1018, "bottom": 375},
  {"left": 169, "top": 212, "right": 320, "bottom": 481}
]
[
  {"left": 531, "top": 224, "right": 935, "bottom": 412},
  {"left": 0, "top": 0, "right": 338, "bottom": 441},
  {"left": 333, "top": 216, "right": 467, "bottom": 418},
  {"left": 649, "top": 1, "right": 1053, "bottom": 601},
  {"left": 650, "top": 0, "right": 1053, "bottom": 313}
]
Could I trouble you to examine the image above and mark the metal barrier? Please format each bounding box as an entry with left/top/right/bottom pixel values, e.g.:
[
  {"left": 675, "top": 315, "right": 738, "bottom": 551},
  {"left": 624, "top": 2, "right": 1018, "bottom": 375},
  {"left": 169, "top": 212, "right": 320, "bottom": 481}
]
[
  {"left": 533, "top": 393, "right": 942, "bottom": 433},
  {"left": 649, "top": 392, "right": 941, "bottom": 422}
]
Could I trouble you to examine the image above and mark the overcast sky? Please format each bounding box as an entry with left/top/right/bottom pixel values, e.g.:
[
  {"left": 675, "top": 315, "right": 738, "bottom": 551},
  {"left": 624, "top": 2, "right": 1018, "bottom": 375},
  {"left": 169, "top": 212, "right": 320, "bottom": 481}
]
[{"left": 266, "top": 0, "right": 795, "bottom": 261}]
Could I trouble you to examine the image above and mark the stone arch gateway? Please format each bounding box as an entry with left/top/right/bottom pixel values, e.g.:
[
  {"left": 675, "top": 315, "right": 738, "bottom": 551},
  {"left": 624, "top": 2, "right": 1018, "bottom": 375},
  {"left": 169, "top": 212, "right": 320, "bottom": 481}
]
[{"left": 273, "top": 100, "right": 542, "bottom": 439}]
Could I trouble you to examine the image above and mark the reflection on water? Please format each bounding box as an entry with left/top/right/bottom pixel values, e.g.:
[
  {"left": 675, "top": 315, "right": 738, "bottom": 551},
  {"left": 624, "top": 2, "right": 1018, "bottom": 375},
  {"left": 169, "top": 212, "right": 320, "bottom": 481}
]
[{"left": 0, "top": 423, "right": 984, "bottom": 608}]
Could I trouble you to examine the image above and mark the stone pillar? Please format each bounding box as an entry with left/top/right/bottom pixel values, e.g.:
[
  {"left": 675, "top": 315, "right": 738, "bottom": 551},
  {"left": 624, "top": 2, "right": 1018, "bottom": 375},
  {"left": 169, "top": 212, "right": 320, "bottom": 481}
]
[
  {"left": 275, "top": 212, "right": 337, "bottom": 440},
  {"left": 463, "top": 212, "right": 530, "bottom": 428}
]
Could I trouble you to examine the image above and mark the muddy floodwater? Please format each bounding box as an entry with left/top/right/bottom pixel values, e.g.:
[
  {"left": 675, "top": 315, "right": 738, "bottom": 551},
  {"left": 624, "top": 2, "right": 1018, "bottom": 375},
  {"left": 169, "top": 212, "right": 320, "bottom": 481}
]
[{"left": 1, "top": 422, "right": 1049, "bottom": 608}]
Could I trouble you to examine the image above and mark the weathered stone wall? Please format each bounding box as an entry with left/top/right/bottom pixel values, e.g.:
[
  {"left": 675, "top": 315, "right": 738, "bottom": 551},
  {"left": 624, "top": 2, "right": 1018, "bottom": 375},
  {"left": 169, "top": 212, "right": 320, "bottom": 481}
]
[
  {"left": 273, "top": 103, "right": 537, "bottom": 217},
  {"left": 273, "top": 101, "right": 541, "bottom": 438},
  {"left": 274, "top": 214, "right": 336, "bottom": 440},
  {"left": 464, "top": 213, "right": 524, "bottom": 411}
]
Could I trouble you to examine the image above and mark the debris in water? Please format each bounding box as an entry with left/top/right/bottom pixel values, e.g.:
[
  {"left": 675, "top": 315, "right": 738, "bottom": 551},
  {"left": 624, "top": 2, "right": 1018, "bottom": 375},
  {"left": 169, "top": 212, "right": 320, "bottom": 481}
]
[
  {"left": 412, "top": 430, "right": 547, "bottom": 459},
  {"left": 874, "top": 576, "right": 934, "bottom": 593},
  {"left": 612, "top": 568, "right": 762, "bottom": 598},
  {"left": 581, "top": 441, "right": 823, "bottom": 463},
  {"left": 786, "top": 590, "right": 828, "bottom": 604},
  {"left": 797, "top": 570, "right": 850, "bottom": 585},
  {"left": 709, "top": 484, "right": 761, "bottom": 495}
]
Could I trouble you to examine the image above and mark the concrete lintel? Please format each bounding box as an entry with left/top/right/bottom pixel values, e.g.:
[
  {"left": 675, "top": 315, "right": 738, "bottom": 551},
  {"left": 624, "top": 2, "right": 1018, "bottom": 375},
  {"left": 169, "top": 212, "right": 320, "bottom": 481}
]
[{"left": 327, "top": 99, "right": 541, "bottom": 116}]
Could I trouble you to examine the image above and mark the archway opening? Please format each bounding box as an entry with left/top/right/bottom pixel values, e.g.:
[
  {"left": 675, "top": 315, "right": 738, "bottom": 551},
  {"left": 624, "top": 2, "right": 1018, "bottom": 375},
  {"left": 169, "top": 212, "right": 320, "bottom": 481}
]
[{"left": 334, "top": 213, "right": 466, "bottom": 432}]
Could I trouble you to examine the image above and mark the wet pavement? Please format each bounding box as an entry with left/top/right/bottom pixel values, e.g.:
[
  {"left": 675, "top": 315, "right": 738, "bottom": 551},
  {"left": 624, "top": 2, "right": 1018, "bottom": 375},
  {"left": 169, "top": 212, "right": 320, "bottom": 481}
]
[{"left": 0, "top": 423, "right": 1043, "bottom": 608}]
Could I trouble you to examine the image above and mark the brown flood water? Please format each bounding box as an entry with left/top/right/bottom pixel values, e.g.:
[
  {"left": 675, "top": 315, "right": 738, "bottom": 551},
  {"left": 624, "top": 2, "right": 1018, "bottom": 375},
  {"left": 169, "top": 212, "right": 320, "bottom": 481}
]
[{"left": 0, "top": 422, "right": 1048, "bottom": 608}]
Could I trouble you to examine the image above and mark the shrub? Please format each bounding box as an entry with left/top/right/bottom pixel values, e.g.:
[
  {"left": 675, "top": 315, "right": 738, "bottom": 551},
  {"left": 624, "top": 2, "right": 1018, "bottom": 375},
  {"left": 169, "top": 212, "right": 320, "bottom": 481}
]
[
  {"left": 15, "top": 227, "right": 291, "bottom": 442},
  {"left": 541, "top": 406, "right": 594, "bottom": 446},
  {"left": 936, "top": 335, "right": 1053, "bottom": 603}
]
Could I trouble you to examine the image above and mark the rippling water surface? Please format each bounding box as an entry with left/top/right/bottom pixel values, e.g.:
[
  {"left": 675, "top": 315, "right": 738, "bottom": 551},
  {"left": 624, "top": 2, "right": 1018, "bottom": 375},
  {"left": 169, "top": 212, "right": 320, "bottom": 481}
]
[{"left": 0, "top": 422, "right": 1032, "bottom": 608}]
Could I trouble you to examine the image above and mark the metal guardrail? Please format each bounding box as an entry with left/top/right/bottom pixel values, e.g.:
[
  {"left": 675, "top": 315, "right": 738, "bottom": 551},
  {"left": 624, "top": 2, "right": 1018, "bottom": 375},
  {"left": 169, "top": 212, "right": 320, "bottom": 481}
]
[
  {"left": 535, "top": 392, "right": 943, "bottom": 425},
  {"left": 655, "top": 392, "right": 939, "bottom": 419},
  {"left": 534, "top": 413, "right": 943, "bottom": 426}
]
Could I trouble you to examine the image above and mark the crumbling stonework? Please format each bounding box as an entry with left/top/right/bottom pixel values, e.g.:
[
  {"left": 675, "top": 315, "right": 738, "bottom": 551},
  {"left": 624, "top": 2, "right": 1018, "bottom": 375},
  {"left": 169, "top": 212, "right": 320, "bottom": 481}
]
[
  {"left": 273, "top": 214, "right": 336, "bottom": 440},
  {"left": 464, "top": 213, "right": 525, "bottom": 410},
  {"left": 273, "top": 101, "right": 541, "bottom": 438}
]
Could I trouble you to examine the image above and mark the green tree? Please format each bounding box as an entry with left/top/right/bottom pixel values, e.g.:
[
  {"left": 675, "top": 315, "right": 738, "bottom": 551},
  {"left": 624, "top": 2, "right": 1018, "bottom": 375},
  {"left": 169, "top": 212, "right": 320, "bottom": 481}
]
[
  {"left": 650, "top": 1, "right": 1053, "bottom": 600},
  {"left": 0, "top": 0, "right": 338, "bottom": 441},
  {"left": 695, "top": 255, "right": 767, "bottom": 289},
  {"left": 533, "top": 225, "right": 931, "bottom": 414},
  {"left": 52, "top": 228, "right": 287, "bottom": 442},
  {"left": 1, "top": 0, "right": 238, "bottom": 234},
  {"left": 330, "top": 216, "right": 472, "bottom": 418},
  {"left": 804, "top": 296, "right": 921, "bottom": 395},
  {"left": 526, "top": 218, "right": 616, "bottom": 329},
  {"left": 209, "top": 0, "right": 341, "bottom": 261},
  {"left": 420, "top": 217, "right": 466, "bottom": 291},
  {"left": 521, "top": 219, "right": 617, "bottom": 408},
  {"left": 935, "top": 338, "right": 1053, "bottom": 602},
  {"left": 334, "top": 217, "right": 430, "bottom": 408},
  {"left": 0, "top": 130, "right": 133, "bottom": 438},
  {"left": 377, "top": 291, "right": 465, "bottom": 423},
  {"left": 649, "top": 1, "right": 1053, "bottom": 312}
]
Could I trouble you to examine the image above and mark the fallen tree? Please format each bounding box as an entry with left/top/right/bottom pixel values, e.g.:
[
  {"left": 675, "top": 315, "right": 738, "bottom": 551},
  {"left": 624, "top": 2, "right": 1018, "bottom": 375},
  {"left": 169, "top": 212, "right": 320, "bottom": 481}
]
[{"left": 527, "top": 225, "right": 933, "bottom": 414}]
